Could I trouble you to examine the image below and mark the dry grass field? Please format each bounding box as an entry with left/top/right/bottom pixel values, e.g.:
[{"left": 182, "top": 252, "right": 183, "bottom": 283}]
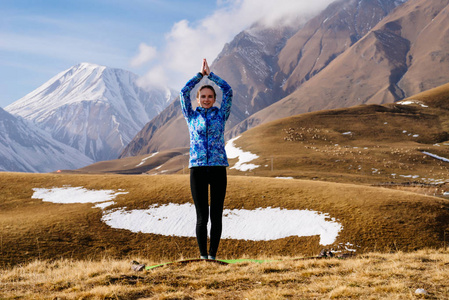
[
  {"left": 1, "top": 249, "right": 448, "bottom": 299},
  {"left": 2, "top": 84, "right": 449, "bottom": 298},
  {"left": 1, "top": 171, "right": 448, "bottom": 298},
  {"left": 1, "top": 172, "right": 449, "bottom": 268}
]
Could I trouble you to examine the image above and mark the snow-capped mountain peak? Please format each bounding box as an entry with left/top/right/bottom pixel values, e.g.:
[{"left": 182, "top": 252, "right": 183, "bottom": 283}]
[
  {"left": 5, "top": 63, "right": 177, "bottom": 162},
  {"left": 7, "top": 63, "right": 131, "bottom": 121}
]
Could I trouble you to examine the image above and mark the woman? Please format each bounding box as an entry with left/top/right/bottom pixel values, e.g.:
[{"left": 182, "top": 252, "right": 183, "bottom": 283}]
[{"left": 180, "top": 59, "right": 232, "bottom": 260}]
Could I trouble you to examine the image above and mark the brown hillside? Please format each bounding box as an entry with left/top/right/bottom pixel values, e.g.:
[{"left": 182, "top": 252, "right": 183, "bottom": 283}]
[
  {"left": 232, "top": 0, "right": 449, "bottom": 135},
  {"left": 119, "top": 100, "right": 190, "bottom": 158},
  {"left": 74, "top": 148, "right": 189, "bottom": 174},
  {"left": 213, "top": 26, "right": 297, "bottom": 126},
  {"left": 1, "top": 172, "right": 448, "bottom": 268},
  {"left": 396, "top": 1, "right": 449, "bottom": 95},
  {"left": 223, "top": 83, "right": 449, "bottom": 194},
  {"left": 405, "top": 82, "right": 449, "bottom": 110}
]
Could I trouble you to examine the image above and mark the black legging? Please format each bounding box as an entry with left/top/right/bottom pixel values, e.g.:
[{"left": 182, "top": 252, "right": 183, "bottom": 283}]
[{"left": 190, "top": 166, "right": 227, "bottom": 257}]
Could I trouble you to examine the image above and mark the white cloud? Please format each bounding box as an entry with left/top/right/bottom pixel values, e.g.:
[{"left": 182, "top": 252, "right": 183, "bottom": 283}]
[
  {"left": 130, "top": 43, "right": 157, "bottom": 67},
  {"left": 137, "top": 65, "right": 169, "bottom": 90},
  {"left": 135, "top": 0, "right": 335, "bottom": 90}
]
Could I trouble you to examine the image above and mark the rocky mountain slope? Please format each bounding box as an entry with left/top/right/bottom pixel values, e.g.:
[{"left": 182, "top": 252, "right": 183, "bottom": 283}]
[
  {"left": 236, "top": 0, "right": 449, "bottom": 133},
  {"left": 0, "top": 107, "right": 93, "bottom": 172},
  {"left": 276, "top": 0, "right": 408, "bottom": 94},
  {"left": 5, "top": 63, "right": 177, "bottom": 162},
  {"left": 121, "top": 0, "right": 419, "bottom": 157}
]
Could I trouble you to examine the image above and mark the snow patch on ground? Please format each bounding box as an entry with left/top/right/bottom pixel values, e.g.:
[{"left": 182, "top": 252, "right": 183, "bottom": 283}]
[
  {"left": 398, "top": 100, "right": 428, "bottom": 108},
  {"left": 225, "top": 136, "right": 259, "bottom": 171},
  {"left": 103, "top": 203, "right": 342, "bottom": 245},
  {"left": 399, "top": 174, "right": 420, "bottom": 179},
  {"left": 391, "top": 173, "right": 448, "bottom": 185},
  {"left": 31, "top": 187, "right": 342, "bottom": 245},
  {"left": 336, "top": 242, "right": 358, "bottom": 252},
  {"left": 95, "top": 201, "right": 116, "bottom": 210},
  {"left": 422, "top": 151, "right": 449, "bottom": 163},
  {"left": 402, "top": 130, "right": 419, "bottom": 138},
  {"left": 31, "top": 186, "right": 128, "bottom": 204}
]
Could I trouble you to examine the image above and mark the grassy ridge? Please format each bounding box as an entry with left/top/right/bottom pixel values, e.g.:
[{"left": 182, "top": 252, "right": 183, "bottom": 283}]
[
  {"left": 1, "top": 172, "right": 448, "bottom": 269},
  {"left": 224, "top": 82, "right": 449, "bottom": 187},
  {"left": 227, "top": 103, "right": 449, "bottom": 186}
]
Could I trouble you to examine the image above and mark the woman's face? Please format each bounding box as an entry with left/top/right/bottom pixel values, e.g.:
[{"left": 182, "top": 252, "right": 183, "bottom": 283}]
[{"left": 197, "top": 88, "right": 216, "bottom": 109}]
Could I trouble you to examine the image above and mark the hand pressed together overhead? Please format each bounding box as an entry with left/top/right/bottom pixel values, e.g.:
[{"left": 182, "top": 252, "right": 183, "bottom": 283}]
[{"left": 201, "top": 58, "right": 210, "bottom": 76}]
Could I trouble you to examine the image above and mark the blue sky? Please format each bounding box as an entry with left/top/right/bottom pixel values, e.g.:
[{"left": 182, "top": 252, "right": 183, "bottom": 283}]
[
  {"left": 0, "top": 0, "right": 219, "bottom": 107},
  {"left": 0, "top": 0, "right": 334, "bottom": 108}
]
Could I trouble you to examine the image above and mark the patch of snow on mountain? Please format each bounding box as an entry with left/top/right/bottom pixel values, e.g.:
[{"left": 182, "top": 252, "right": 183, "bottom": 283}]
[
  {"left": 422, "top": 151, "right": 449, "bottom": 163},
  {"left": 394, "top": 0, "right": 408, "bottom": 6},
  {"left": 398, "top": 100, "right": 428, "bottom": 108},
  {"left": 95, "top": 201, "right": 116, "bottom": 210},
  {"left": 225, "top": 136, "right": 259, "bottom": 171},
  {"left": 136, "top": 152, "right": 159, "bottom": 167}
]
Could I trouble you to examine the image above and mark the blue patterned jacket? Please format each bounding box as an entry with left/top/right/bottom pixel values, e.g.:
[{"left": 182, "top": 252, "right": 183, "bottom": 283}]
[{"left": 180, "top": 72, "right": 233, "bottom": 168}]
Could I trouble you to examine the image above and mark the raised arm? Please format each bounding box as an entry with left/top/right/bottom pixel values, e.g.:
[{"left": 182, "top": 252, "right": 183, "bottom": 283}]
[
  {"left": 208, "top": 72, "right": 232, "bottom": 121},
  {"left": 180, "top": 72, "right": 203, "bottom": 120}
]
